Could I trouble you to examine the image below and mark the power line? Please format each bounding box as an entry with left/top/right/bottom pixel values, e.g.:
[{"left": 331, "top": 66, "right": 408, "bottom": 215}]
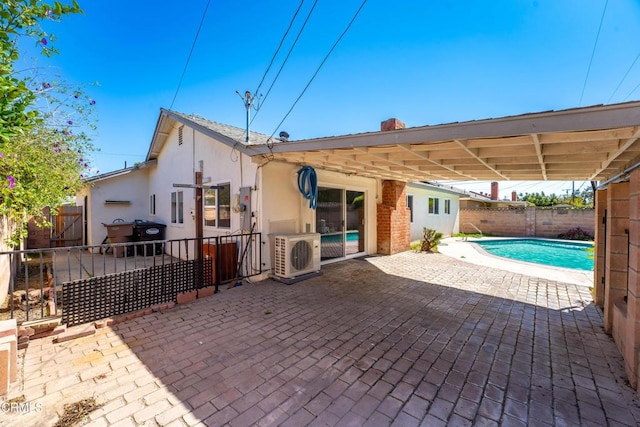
[
  {"left": 253, "top": 1, "right": 306, "bottom": 97},
  {"left": 579, "top": 0, "right": 608, "bottom": 106},
  {"left": 251, "top": 0, "right": 320, "bottom": 125},
  {"left": 267, "top": 0, "right": 369, "bottom": 140},
  {"left": 607, "top": 50, "right": 640, "bottom": 103},
  {"left": 169, "top": 0, "right": 212, "bottom": 110},
  {"left": 624, "top": 79, "right": 640, "bottom": 101}
]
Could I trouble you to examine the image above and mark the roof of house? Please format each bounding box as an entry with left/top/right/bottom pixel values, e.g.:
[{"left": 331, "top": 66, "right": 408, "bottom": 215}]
[
  {"left": 407, "top": 181, "right": 472, "bottom": 197},
  {"left": 82, "top": 160, "right": 156, "bottom": 184},
  {"left": 138, "top": 101, "right": 640, "bottom": 186},
  {"left": 145, "top": 109, "right": 272, "bottom": 161},
  {"left": 245, "top": 101, "right": 640, "bottom": 183}
]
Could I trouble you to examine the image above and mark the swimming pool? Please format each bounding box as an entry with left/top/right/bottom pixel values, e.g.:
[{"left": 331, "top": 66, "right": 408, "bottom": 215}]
[
  {"left": 321, "top": 231, "right": 360, "bottom": 243},
  {"left": 474, "top": 239, "right": 594, "bottom": 271}
]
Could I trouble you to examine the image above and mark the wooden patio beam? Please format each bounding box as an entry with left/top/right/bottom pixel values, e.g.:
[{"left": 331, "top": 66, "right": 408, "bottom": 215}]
[{"left": 454, "top": 139, "right": 510, "bottom": 180}]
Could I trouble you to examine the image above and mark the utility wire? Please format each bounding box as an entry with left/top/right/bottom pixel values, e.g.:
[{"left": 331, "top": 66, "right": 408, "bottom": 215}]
[
  {"left": 607, "top": 50, "right": 640, "bottom": 103},
  {"left": 267, "top": 0, "right": 369, "bottom": 140},
  {"left": 251, "top": 0, "right": 320, "bottom": 125},
  {"left": 253, "top": 0, "right": 306, "bottom": 97},
  {"left": 624, "top": 79, "right": 640, "bottom": 101},
  {"left": 579, "top": 0, "right": 608, "bottom": 106},
  {"left": 169, "top": 0, "right": 212, "bottom": 110}
]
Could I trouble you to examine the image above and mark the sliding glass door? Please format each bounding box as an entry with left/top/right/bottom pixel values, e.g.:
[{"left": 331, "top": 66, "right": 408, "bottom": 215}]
[{"left": 316, "top": 187, "right": 365, "bottom": 261}]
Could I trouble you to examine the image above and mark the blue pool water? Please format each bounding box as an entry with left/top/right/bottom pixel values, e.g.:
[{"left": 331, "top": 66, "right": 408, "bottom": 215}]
[
  {"left": 321, "top": 231, "right": 360, "bottom": 243},
  {"left": 475, "top": 239, "right": 594, "bottom": 271}
]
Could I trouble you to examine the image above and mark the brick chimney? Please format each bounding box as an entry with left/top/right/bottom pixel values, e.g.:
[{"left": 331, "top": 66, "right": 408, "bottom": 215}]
[
  {"left": 511, "top": 191, "right": 517, "bottom": 202},
  {"left": 491, "top": 182, "right": 498, "bottom": 200},
  {"left": 381, "top": 118, "right": 405, "bottom": 132}
]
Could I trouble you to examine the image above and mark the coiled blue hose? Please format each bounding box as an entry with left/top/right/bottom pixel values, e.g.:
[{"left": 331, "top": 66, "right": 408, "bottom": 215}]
[{"left": 297, "top": 166, "right": 318, "bottom": 210}]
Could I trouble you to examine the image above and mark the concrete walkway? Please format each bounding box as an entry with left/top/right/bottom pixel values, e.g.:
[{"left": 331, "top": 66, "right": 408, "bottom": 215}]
[{"left": 5, "top": 251, "right": 640, "bottom": 426}]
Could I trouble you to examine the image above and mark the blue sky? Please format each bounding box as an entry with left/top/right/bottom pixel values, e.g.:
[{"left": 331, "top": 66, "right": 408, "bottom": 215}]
[{"left": 27, "top": 0, "right": 640, "bottom": 199}]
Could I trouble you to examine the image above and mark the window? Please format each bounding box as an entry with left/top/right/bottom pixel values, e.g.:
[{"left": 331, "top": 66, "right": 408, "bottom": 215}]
[
  {"left": 150, "top": 194, "right": 156, "bottom": 215},
  {"left": 444, "top": 199, "right": 451, "bottom": 215},
  {"left": 406, "top": 195, "right": 414, "bottom": 223},
  {"left": 428, "top": 197, "right": 439, "bottom": 215},
  {"left": 178, "top": 125, "right": 184, "bottom": 145},
  {"left": 171, "top": 191, "right": 183, "bottom": 224},
  {"left": 204, "top": 182, "right": 231, "bottom": 228}
]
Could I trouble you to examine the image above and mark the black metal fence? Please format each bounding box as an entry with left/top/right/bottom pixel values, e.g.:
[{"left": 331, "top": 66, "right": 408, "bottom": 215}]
[{"left": 0, "top": 232, "right": 263, "bottom": 326}]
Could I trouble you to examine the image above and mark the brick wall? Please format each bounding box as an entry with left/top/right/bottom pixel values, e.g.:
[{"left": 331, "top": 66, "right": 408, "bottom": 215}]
[
  {"left": 460, "top": 207, "right": 595, "bottom": 237},
  {"left": 377, "top": 180, "right": 410, "bottom": 255}
]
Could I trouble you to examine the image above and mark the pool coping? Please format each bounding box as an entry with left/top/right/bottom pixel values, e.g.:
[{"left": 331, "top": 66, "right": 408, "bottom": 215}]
[{"left": 437, "top": 237, "right": 594, "bottom": 287}]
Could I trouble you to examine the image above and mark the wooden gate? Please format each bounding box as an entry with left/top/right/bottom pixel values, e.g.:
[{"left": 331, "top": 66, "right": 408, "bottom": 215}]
[{"left": 51, "top": 206, "right": 84, "bottom": 247}]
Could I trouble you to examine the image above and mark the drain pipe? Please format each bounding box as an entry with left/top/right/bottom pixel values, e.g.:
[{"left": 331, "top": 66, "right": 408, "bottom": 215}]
[{"left": 597, "top": 159, "right": 640, "bottom": 189}]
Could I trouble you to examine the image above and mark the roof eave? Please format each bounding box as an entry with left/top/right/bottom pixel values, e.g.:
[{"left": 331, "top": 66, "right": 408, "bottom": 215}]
[{"left": 248, "top": 101, "right": 640, "bottom": 156}]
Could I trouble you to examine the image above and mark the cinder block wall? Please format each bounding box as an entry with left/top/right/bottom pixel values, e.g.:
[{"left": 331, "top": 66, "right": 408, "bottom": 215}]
[
  {"left": 534, "top": 209, "right": 595, "bottom": 237},
  {"left": 460, "top": 208, "right": 528, "bottom": 236},
  {"left": 460, "top": 207, "right": 595, "bottom": 237}
]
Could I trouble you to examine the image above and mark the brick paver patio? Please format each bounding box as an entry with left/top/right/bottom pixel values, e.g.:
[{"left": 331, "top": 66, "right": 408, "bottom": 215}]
[{"left": 4, "top": 252, "right": 640, "bottom": 426}]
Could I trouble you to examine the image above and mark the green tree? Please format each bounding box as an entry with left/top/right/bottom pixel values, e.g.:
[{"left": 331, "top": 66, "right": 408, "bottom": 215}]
[
  {"left": 518, "top": 191, "right": 562, "bottom": 207},
  {"left": 518, "top": 189, "right": 595, "bottom": 208},
  {"left": 1, "top": 1, "right": 94, "bottom": 245}
]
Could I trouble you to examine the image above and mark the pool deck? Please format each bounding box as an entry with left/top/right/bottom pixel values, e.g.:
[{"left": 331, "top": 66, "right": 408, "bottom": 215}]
[{"left": 437, "top": 237, "right": 593, "bottom": 287}]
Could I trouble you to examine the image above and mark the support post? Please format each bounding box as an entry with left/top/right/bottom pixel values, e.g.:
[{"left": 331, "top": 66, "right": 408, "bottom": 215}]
[{"left": 195, "top": 172, "right": 203, "bottom": 262}]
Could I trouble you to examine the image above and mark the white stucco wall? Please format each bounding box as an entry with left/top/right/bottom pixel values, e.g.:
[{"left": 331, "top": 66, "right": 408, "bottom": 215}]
[
  {"left": 148, "top": 123, "right": 259, "bottom": 244},
  {"left": 79, "top": 120, "right": 380, "bottom": 276},
  {"left": 406, "top": 183, "right": 460, "bottom": 241},
  {"left": 260, "top": 161, "right": 379, "bottom": 270},
  {"left": 77, "top": 169, "right": 150, "bottom": 246}
]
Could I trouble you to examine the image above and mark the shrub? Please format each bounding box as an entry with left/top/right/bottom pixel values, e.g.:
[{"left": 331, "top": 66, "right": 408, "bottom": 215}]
[
  {"left": 420, "top": 228, "right": 443, "bottom": 252},
  {"left": 557, "top": 227, "right": 593, "bottom": 241}
]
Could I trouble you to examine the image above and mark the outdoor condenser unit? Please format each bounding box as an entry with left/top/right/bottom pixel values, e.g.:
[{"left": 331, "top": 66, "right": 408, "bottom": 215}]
[{"left": 274, "top": 233, "right": 321, "bottom": 279}]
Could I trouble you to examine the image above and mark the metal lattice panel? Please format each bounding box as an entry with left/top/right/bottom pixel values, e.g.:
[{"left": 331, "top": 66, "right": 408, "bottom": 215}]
[{"left": 62, "top": 259, "right": 210, "bottom": 327}]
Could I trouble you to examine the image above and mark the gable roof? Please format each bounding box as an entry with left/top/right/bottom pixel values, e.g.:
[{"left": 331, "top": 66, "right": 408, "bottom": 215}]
[{"left": 145, "top": 109, "right": 272, "bottom": 161}]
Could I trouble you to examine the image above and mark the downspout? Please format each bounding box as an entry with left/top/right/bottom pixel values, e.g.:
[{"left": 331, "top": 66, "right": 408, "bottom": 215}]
[{"left": 597, "top": 159, "right": 640, "bottom": 189}]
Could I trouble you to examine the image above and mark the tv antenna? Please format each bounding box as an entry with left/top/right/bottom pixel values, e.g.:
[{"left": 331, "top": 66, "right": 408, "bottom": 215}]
[{"left": 236, "top": 90, "right": 262, "bottom": 143}]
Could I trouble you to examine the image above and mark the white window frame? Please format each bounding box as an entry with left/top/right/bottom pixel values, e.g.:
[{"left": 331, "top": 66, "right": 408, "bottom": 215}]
[
  {"left": 171, "top": 191, "right": 184, "bottom": 224},
  {"left": 204, "top": 182, "right": 231, "bottom": 229},
  {"left": 444, "top": 199, "right": 451, "bottom": 215}
]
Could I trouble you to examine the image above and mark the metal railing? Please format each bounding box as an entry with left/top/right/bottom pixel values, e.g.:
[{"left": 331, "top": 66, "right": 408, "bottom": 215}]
[
  {"left": 0, "top": 232, "right": 263, "bottom": 325},
  {"left": 462, "top": 223, "right": 483, "bottom": 239}
]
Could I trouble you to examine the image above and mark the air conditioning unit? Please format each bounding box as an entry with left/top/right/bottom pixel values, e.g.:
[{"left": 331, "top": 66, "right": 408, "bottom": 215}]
[{"left": 274, "top": 233, "right": 321, "bottom": 279}]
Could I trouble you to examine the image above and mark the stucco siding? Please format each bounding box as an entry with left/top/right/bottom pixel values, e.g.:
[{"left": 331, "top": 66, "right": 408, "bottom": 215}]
[
  {"left": 260, "top": 161, "right": 378, "bottom": 270},
  {"left": 406, "top": 184, "right": 460, "bottom": 241},
  {"left": 148, "top": 123, "right": 259, "bottom": 242},
  {"left": 78, "top": 169, "right": 149, "bottom": 246}
]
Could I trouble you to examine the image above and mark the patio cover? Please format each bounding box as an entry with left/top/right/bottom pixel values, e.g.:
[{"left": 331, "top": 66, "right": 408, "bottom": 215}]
[{"left": 241, "top": 101, "right": 640, "bottom": 184}]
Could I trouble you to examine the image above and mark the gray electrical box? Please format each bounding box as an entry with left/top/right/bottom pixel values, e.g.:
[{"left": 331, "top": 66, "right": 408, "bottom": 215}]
[{"left": 239, "top": 186, "right": 251, "bottom": 231}]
